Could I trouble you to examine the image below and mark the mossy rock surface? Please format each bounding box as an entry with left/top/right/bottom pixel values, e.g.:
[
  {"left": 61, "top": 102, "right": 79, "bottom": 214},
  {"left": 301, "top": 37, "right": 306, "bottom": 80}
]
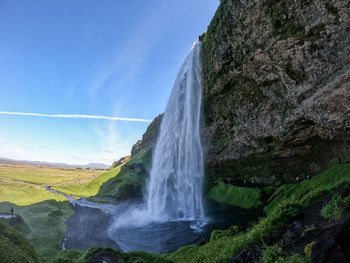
[
  {"left": 95, "top": 149, "right": 152, "bottom": 202},
  {"left": 0, "top": 221, "right": 41, "bottom": 263},
  {"left": 201, "top": 0, "right": 350, "bottom": 183},
  {"left": 207, "top": 181, "right": 263, "bottom": 209}
]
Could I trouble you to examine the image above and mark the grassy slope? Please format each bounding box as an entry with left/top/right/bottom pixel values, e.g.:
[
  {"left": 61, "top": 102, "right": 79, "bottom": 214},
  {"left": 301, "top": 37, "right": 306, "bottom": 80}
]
[
  {"left": 51, "top": 166, "right": 122, "bottom": 197},
  {"left": 0, "top": 164, "right": 106, "bottom": 205},
  {"left": 207, "top": 181, "right": 263, "bottom": 209},
  {"left": 265, "top": 164, "right": 350, "bottom": 214},
  {"left": 0, "top": 221, "right": 41, "bottom": 263},
  {"left": 164, "top": 163, "right": 350, "bottom": 263},
  {"left": 0, "top": 164, "right": 101, "bottom": 185},
  {"left": 0, "top": 200, "right": 74, "bottom": 261},
  {"left": 52, "top": 247, "right": 171, "bottom": 263},
  {"left": 0, "top": 178, "right": 66, "bottom": 205},
  {"left": 93, "top": 149, "right": 152, "bottom": 202}
]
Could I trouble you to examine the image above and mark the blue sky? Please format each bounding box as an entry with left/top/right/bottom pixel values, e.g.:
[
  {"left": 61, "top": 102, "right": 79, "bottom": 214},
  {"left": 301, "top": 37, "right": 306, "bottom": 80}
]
[{"left": 0, "top": 0, "right": 219, "bottom": 165}]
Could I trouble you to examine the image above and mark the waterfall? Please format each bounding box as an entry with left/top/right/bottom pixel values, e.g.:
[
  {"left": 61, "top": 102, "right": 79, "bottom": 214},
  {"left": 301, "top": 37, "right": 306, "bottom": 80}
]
[{"left": 146, "top": 41, "right": 205, "bottom": 221}]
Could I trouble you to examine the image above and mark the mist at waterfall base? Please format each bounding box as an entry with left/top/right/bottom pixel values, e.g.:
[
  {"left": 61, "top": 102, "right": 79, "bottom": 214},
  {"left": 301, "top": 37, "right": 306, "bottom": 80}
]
[
  {"left": 108, "top": 41, "right": 206, "bottom": 252},
  {"left": 64, "top": 42, "right": 255, "bottom": 254}
]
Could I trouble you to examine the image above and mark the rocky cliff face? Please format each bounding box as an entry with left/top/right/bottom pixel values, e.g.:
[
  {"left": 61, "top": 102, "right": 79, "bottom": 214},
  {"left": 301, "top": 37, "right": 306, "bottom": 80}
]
[
  {"left": 131, "top": 114, "right": 163, "bottom": 157},
  {"left": 201, "top": 0, "right": 350, "bottom": 183}
]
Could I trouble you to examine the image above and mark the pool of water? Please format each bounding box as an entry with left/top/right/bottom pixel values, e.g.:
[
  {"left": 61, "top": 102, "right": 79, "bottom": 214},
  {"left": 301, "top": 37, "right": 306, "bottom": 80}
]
[{"left": 65, "top": 199, "right": 257, "bottom": 254}]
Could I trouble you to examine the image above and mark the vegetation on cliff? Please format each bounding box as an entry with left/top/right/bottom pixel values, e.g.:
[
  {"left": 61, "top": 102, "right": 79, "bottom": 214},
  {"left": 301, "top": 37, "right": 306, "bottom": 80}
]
[
  {"left": 0, "top": 221, "right": 40, "bottom": 263},
  {"left": 92, "top": 149, "right": 152, "bottom": 203},
  {"left": 0, "top": 200, "right": 74, "bottom": 261},
  {"left": 201, "top": 0, "right": 350, "bottom": 182}
]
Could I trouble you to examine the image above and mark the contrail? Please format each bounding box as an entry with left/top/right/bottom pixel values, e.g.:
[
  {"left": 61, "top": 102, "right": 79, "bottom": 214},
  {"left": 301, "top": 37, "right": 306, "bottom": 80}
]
[{"left": 0, "top": 111, "right": 152, "bottom": 123}]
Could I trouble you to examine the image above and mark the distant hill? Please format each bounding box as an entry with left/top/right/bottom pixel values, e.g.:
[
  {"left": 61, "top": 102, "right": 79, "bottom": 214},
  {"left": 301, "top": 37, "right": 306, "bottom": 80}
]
[{"left": 0, "top": 158, "right": 109, "bottom": 169}]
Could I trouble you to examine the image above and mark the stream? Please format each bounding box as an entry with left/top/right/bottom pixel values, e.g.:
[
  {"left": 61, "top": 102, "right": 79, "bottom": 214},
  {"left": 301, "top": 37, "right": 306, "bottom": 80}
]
[
  {"left": 11, "top": 169, "right": 256, "bottom": 254},
  {"left": 48, "top": 186, "right": 255, "bottom": 254}
]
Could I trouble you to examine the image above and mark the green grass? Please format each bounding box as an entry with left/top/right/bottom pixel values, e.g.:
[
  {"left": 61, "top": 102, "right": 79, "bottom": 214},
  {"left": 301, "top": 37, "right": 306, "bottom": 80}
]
[
  {"left": 165, "top": 164, "right": 350, "bottom": 263},
  {"left": 207, "top": 181, "right": 263, "bottom": 209},
  {"left": 52, "top": 247, "right": 171, "bottom": 263},
  {"left": 0, "top": 220, "right": 41, "bottom": 263},
  {"left": 0, "top": 200, "right": 74, "bottom": 261},
  {"left": 321, "top": 194, "right": 350, "bottom": 221},
  {"left": 0, "top": 178, "right": 66, "bottom": 205},
  {"left": 0, "top": 164, "right": 102, "bottom": 185},
  {"left": 94, "top": 149, "right": 152, "bottom": 202},
  {"left": 51, "top": 166, "right": 122, "bottom": 197},
  {"left": 0, "top": 163, "right": 107, "bottom": 205},
  {"left": 265, "top": 164, "right": 350, "bottom": 214},
  {"left": 165, "top": 201, "right": 302, "bottom": 263},
  {"left": 262, "top": 245, "right": 309, "bottom": 263}
]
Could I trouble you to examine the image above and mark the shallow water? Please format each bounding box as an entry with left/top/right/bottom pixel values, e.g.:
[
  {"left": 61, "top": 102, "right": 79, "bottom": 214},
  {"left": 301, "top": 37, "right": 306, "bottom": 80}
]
[
  {"left": 0, "top": 214, "right": 15, "bottom": 219},
  {"left": 65, "top": 199, "right": 255, "bottom": 254}
]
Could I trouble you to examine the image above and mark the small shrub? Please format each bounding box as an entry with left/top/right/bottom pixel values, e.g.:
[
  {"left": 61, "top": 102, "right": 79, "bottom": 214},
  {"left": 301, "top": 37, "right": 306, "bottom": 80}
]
[
  {"left": 321, "top": 195, "right": 350, "bottom": 221},
  {"left": 210, "top": 226, "right": 240, "bottom": 242},
  {"left": 263, "top": 245, "right": 284, "bottom": 263},
  {"left": 304, "top": 241, "right": 316, "bottom": 258}
]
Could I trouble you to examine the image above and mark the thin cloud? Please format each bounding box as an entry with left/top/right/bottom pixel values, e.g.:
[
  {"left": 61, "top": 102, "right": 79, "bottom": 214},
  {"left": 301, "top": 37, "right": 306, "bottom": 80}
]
[
  {"left": 88, "top": 0, "right": 173, "bottom": 98},
  {"left": 0, "top": 111, "right": 151, "bottom": 123}
]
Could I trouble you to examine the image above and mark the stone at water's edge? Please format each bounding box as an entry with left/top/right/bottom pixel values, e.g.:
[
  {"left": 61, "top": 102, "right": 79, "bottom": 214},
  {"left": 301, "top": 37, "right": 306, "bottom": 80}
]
[{"left": 201, "top": 0, "right": 350, "bottom": 183}]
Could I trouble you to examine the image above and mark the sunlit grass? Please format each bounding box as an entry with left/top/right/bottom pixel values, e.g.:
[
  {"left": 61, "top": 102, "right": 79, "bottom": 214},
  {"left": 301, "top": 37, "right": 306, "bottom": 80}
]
[
  {"left": 0, "top": 164, "right": 110, "bottom": 204},
  {"left": 0, "top": 164, "right": 102, "bottom": 185},
  {"left": 265, "top": 164, "right": 350, "bottom": 214},
  {"left": 0, "top": 200, "right": 74, "bottom": 261},
  {"left": 165, "top": 163, "right": 350, "bottom": 263},
  {"left": 0, "top": 178, "right": 66, "bottom": 205},
  {"left": 207, "top": 181, "right": 263, "bottom": 209},
  {"left": 51, "top": 166, "right": 122, "bottom": 197}
]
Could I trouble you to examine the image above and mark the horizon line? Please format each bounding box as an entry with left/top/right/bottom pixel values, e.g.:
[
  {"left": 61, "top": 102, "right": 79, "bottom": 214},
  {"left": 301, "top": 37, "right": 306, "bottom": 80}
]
[{"left": 0, "top": 111, "right": 152, "bottom": 123}]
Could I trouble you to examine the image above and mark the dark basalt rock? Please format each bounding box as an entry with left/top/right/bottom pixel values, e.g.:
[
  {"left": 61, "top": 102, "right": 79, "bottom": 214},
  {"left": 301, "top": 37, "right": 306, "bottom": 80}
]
[
  {"left": 201, "top": 0, "right": 350, "bottom": 183},
  {"left": 231, "top": 248, "right": 261, "bottom": 263},
  {"left": 311, "top": 219, "right": 350, "bottom": 263},
  {"left": 131, "top": 114, "right": 163, "bottom": 157},
  {"left": 87, "top": 251, "right": 119, "bottom": 263}
]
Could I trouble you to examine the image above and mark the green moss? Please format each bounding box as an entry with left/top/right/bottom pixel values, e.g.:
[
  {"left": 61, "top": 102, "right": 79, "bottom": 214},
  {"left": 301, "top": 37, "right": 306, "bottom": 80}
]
[
  {"left": 210, "top": 226, "right": 240, "bottom": 242},
  {"left": 51, "top": 250, "right": 84, "bottom": 263},
  {"left": 207, "top": 181, "right": 263, "bottom": 209},
  {"left": 304, "top": 241, "right": 315, "bottom": 258},
  {"left": 265, "top": 164, "right": 350, "bottom": 214},
  {"left": 201, "top": 0, "right": 234, "bottom": 95},
  {"left": 52, "top": 247, "right": 172, "bottom": 263},
  {"left": 94, "top": 149, "right": 152, "bottom": 202},
  {"left": 0, "top": 200, "right": 74, "bottom": 260},
  {"left": 165, "top": 201, "right": 302, "bottom": 263},
  {"left": 325, "top": 2, "right": 338, "bottom": 17},
  {"left": 166, "top": 164, "right": 350, "bottom": 262},
  {"left": 305, "top": 24, "right": 325, "bottom": 42},
  {"left": 285, "top": 58, "right": 306, "bottom": 84},
  {"left": 0, "top": 221, "right": 41, "bottom": 263},
  {"left": 269, "top": 1, "right": 305, "bottom": 38},
  {"left": 321, "top": 194, "right": 350, "bottom": 221},
  {"left": 263, "top": 245, "right": 309, "bottom": 263},
  {"left": 263, "top": 245, "right": 284, "bottom": 263}
]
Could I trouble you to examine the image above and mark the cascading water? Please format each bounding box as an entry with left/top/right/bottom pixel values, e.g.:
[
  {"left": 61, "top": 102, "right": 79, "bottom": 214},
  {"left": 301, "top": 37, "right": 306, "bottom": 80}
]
[
  {"left": 67, "top": 41, "right": 251, "bottom": 254},
  {"left": 146, "top": 41, "right": 205, "bottom": 222},
  {"left": 107, "top": 42, "right": 213, "bottom": 253}
]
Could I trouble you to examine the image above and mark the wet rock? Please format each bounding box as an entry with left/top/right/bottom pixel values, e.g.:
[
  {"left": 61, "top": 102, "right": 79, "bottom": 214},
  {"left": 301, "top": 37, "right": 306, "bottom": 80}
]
[
  {"left": 311, "top": 219, "right": 350, "bottom": 263},
  {"left": 292, "top": 221, "right": 303, "bottom": 230},
  {"left": 283, "top": 229, "right": 296, "bottom": 239},
  {"left": 231, "top": 248, "right": 261, "bottom": 263},
  {"left": 87, "top": 250, "right": 119, "bottom": 263},
  {"left": 202, "top": 0, "right": 350, "bottom": 182}
]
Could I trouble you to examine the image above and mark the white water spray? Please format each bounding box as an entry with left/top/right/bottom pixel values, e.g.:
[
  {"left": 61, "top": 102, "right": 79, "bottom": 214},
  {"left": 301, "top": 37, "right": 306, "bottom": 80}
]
[{"left": 145, "top": 41, "right": 205, "bottom": 222}]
